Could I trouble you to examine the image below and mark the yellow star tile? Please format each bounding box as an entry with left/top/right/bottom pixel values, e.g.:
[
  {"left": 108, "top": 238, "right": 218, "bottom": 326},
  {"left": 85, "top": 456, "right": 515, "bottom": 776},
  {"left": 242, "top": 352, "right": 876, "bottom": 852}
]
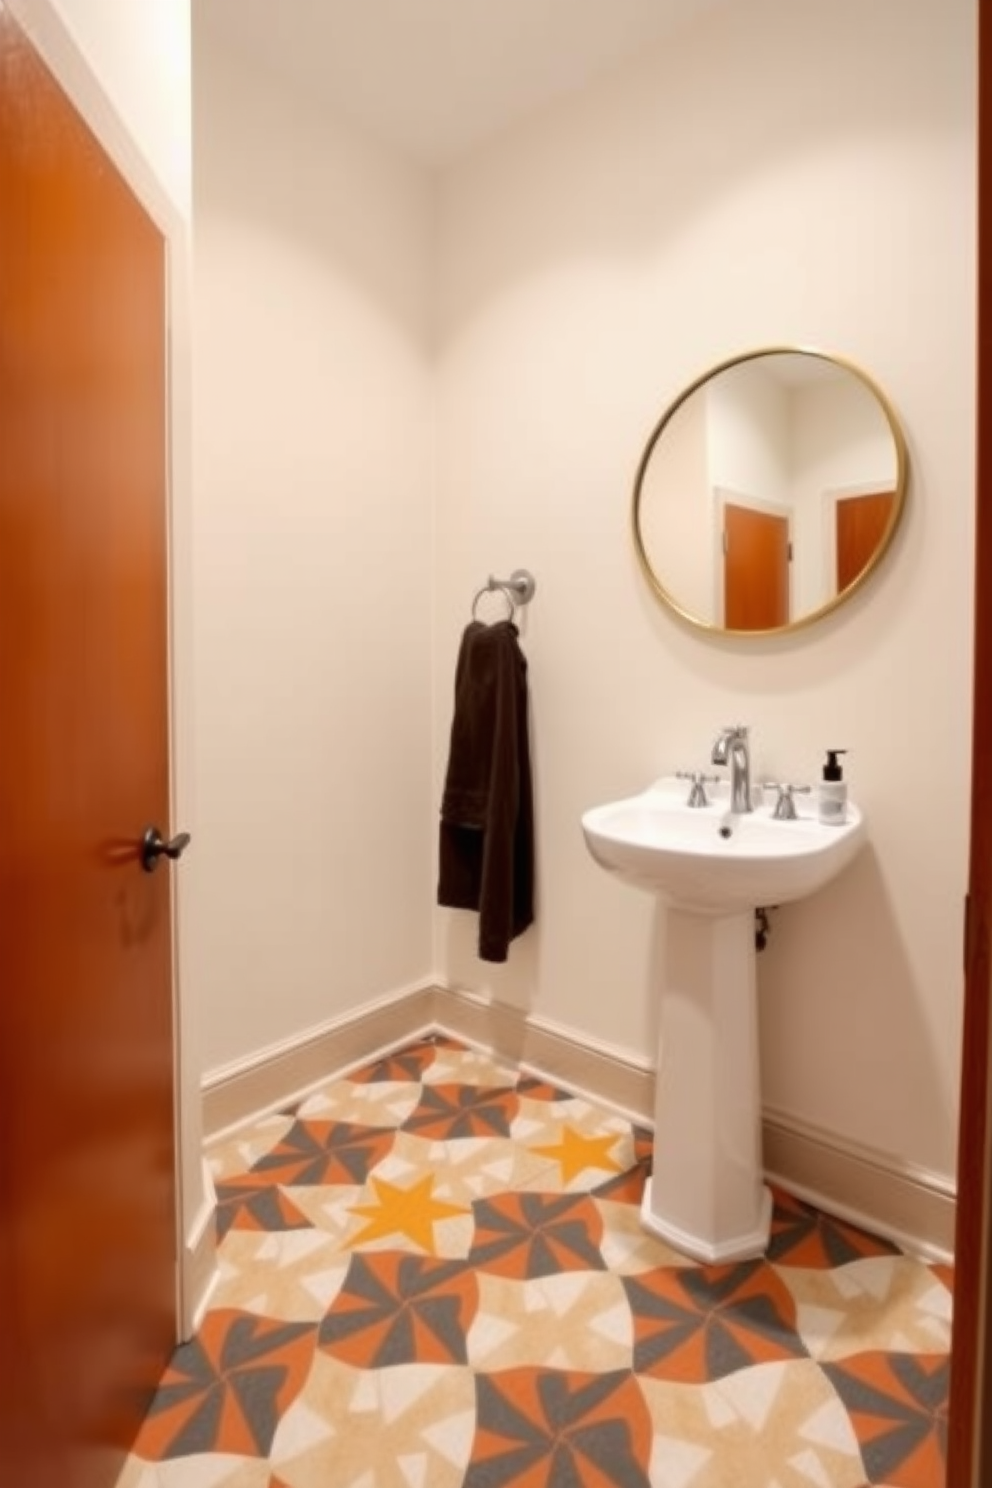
[
  {"left": 530, "top": 1125, "right": 624, "bottom": 1184},
  {"left": 346, "top": 1173, "right": 468, "bottom": 1253}
]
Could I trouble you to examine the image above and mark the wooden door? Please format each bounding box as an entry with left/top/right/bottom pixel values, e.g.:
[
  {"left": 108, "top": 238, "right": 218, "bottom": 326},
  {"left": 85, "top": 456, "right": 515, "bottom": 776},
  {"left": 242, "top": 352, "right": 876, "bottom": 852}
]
[
  {"left": 0, "top": 10, "right": 178, "bottom": 1487},
  {"left": 723, "top": 501, "right": 790, "bottom": 630},
  {"left": 835, "top": 489, "right": 895, "bottom": 592}
]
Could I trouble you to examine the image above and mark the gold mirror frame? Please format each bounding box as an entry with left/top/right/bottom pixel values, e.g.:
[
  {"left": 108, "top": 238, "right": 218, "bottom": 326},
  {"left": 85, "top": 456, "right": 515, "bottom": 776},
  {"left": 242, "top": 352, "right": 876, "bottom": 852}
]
[{"left": 632, "top": 347, "right": 909, "bottom": 637}]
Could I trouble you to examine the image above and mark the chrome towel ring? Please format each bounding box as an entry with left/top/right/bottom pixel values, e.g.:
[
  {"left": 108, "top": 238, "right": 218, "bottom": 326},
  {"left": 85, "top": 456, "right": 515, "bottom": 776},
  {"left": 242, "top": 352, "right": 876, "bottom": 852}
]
[{"left": 471, "top": 568, "right": 537, "bottom": 622}]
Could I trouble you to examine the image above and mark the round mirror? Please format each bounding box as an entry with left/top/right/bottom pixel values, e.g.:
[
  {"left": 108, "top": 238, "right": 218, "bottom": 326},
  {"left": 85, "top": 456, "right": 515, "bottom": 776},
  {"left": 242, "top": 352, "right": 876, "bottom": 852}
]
[{"left": 632, "top": 348, "right": 908, "bottom": 635}]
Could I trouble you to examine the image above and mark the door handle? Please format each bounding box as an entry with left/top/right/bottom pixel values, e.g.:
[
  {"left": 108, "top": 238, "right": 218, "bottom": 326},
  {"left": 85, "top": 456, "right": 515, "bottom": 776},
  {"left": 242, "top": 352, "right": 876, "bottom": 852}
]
[{"left": 140, "top": 826, "right": 191, "bottom": 873}]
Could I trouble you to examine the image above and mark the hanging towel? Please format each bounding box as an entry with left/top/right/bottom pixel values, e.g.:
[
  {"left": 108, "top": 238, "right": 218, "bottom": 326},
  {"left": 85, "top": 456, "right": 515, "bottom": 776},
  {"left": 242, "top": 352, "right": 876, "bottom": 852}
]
[{"left": 437, "top": 619, "right": 534, "bottom": 962}]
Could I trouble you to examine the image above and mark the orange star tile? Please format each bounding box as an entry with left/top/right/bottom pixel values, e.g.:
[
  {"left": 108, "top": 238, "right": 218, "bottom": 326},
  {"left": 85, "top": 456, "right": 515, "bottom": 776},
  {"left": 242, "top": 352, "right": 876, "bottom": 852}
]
[
  {"left": 346, "top": 1173, "right": 468, "bottom": 1253},
  {"left": 530, "top": 1126, "right": 624, "bottom": 1184}
]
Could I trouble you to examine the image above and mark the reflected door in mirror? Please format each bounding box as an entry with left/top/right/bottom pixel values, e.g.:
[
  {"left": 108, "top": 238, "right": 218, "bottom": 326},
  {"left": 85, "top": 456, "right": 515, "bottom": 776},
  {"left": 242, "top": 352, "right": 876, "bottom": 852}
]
[
  {"left": 836, "top": 490, "right": 896, "bottom": 592},
  {"left": 724, "top": 502, "right": 790, "bottom": 630}
]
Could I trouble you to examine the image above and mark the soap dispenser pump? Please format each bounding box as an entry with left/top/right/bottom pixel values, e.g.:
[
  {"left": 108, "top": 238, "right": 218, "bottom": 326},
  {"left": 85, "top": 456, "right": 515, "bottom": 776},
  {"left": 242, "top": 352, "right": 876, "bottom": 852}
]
[{"left": 818, "top": 749, "right": 848, "bottom": 826}]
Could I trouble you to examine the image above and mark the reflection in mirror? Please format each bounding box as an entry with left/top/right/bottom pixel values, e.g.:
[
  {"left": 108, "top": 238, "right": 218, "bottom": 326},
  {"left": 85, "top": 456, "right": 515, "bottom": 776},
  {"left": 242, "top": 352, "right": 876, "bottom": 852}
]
[{"left": 633, "top": 349, "right": 908, "bottom": 635}]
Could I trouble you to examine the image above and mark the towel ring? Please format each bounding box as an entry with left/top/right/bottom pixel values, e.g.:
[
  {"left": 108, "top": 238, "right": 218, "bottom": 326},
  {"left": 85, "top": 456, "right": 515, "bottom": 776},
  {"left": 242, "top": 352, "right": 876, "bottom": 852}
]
[
  {"left": 471, "top": 568, "right": 537, "bottom": 623},
  {"left": 472, "top": 583, "right": 516, "bottom": 622}
]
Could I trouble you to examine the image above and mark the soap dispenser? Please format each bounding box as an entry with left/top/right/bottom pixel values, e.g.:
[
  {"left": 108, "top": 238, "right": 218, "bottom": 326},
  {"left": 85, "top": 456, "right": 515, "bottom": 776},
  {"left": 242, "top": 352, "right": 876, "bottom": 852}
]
[{"left": 818, "top": 750, "right": 848, "bottom": 825}]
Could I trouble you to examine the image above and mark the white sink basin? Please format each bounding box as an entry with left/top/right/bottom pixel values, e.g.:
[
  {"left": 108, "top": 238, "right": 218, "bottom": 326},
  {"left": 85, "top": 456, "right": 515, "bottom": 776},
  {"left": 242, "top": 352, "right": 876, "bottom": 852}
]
[{"left": 582, "top": 775, "right": 865, "bottom": 913}]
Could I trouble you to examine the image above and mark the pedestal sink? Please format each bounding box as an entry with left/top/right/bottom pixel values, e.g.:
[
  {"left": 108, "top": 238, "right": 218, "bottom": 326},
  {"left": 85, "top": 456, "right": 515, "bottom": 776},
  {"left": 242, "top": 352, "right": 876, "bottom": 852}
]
[{"left": 581, "top": 776, "right": 865, "bottom": 1263}]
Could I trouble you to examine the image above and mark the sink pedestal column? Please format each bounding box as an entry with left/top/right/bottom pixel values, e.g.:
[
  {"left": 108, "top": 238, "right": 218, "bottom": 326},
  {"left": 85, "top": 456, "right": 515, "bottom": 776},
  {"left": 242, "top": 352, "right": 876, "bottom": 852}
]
[{"left": 641, "top": 907, "right": 772, "bottom": 1263}]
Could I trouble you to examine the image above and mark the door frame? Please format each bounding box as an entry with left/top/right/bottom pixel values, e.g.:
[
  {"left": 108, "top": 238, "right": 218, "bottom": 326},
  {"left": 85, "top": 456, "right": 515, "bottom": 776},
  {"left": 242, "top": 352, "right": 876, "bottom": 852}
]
[
  {"left": 947, "top": 2, "right": 992, "bottom": 1480},
  {"left": 3, "top": 0, "right": 209, "bottom": 1336}
]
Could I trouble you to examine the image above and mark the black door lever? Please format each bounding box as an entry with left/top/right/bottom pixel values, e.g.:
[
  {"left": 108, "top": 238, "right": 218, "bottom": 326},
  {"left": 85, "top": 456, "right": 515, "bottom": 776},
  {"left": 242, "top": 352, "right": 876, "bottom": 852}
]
[{"left": 140, "top": 826, "right": 191, "bottom": 873}]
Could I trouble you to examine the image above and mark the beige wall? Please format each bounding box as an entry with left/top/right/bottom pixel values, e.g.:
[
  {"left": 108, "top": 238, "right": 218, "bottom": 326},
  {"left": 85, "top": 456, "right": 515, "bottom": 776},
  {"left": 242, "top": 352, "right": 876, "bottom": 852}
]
[
  {"left": 434, "top": 0, "right": 976, "bottom": 1183},
  {"left": 191, "top": 0, "right": 974, "bottom": 1200},
  {"left": 188, "top": 27, "right": 437, "bottom": 1074}
]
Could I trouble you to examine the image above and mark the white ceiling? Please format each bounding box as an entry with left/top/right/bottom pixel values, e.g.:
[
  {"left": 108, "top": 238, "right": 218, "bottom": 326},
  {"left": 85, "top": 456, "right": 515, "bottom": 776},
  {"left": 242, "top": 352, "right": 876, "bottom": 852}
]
[{"left": 198, "top": 0, "right": 726, "bottom": 169}]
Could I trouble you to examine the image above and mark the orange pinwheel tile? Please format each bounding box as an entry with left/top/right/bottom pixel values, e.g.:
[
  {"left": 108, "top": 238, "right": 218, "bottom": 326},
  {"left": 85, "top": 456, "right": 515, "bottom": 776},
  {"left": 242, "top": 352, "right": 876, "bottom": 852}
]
[
  {"left": 590, "top": 1162, "right": 649, "bottom": 1206},
  {"left": 249, "top": 1119, "right": 396, "bottom": 1187},
  {"left": 768, "top": 1187, "right": 898, "bottom": 1268},
  {"left": 624, "top": 1260, "right": 807, "bottom": 1383},
  {"left": 215, "top": 1177, "right": 314, "bottom": 1241},
  {"left": 467, "top": 1367, "right": 653, "bottom": 1487},
  {"left": 469, "top": 1191, "right": 606, "bottom": 1279},
  {"left": 515, "top": 1073, "right": 573, "bottom": 1102},
  {"left": 318, "top": 1252, "right": 478, "bottom": 1367},
  {"left": 132, "top": 1310, "right": 315, "bottom": 1460},
  {"left": 401, "top": 1082, "right": 520, "bottom": 1140},
  {"left": 823, "top": 1351, "right": 948, "bottom": 1487},
  {"left": 347, "top": 1040, "right": 440, "bottom": 1084}
]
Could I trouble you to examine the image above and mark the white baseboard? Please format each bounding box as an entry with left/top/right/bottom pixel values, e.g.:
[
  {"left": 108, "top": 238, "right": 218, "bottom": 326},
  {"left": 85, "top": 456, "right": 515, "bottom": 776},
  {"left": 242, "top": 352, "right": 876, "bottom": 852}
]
[
  {"left": 202, "top": 981, "right": 436, "bottom": 1141},
  {"left": 762, "top": 1105, "right": 955, "bottom": 1263},
  {"left": 432, "top": 985, "right": 656, "bottom": 1127},
  {"left": 198, "top": 980, "right": 956, "bottom": 1261}
]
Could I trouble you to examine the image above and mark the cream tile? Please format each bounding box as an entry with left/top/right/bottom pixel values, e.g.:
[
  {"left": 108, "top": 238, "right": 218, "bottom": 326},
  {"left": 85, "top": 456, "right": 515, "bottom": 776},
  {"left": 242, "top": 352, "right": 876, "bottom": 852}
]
[
  {"left": 114, "top": 1457, "right": 161, "bottom": 1488},
  {"left": 595, "top": 1196, "right": 692, "bottom": 1274},
  {"left": 779, "top": 1254, "right": 954, "bottom": 1361},
  {"left": 270, "top": 1354, "right": 475, "bottom": 1488},
  {"left": 466, "top": 1270, "right": 633, "bottom": 1371},
  {"left": 207, "top": 1112, "right": 298, "bottom": 1182},
  {"left": 509, "top": 1093, "right": 581, "bottom": 1143},
  {"left": 157, "top": 1455, "right": 270, "bottom": 1487},
  {"left": 272, "top": 1181, "right": 366, "bottom": 1245},
  {"left": 379, "top": 1128, "right": 563, "bottom": 1200},
  {"left": 639, "top": 1361, "right": 865, "bottom": 1488},
  {"left": 422, "top": 1046, "right": 519, "bottom": 1088},
  {"left": 295, "top": 1079, "right": 422, "bottom": 1127},
  {"left": 211, "top": 1228, "right": 350, "bottom": 1319}
]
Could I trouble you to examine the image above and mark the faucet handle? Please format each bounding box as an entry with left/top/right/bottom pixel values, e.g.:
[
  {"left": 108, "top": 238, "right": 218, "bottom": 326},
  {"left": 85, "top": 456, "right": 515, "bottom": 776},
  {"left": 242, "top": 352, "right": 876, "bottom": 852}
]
[
  {"left": 677, "top": 770, "right": 721, "bottom": 808},
  {"left": 761, "top": 781, "right": 811, "bottom": 820}
]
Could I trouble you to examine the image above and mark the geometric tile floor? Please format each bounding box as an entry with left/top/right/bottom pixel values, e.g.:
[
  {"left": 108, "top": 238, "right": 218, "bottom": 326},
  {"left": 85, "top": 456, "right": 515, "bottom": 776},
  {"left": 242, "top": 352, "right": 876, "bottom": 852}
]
[{"left": 118, "top": 1034, "right": 951, "bottom": 1487}]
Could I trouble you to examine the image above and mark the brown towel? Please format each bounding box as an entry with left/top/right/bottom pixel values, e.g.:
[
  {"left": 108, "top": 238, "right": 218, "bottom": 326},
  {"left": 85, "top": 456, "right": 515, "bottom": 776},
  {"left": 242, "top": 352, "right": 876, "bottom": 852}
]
[{"left": 437, "top": 619, "right": 534, "bottom": 962}]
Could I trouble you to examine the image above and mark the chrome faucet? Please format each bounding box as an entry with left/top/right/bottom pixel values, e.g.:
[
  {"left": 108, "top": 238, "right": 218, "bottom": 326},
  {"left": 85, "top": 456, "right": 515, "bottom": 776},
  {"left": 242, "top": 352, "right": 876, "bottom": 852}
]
[{"left": 711, "top": 725, "right": 753, "bottom": 813}]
